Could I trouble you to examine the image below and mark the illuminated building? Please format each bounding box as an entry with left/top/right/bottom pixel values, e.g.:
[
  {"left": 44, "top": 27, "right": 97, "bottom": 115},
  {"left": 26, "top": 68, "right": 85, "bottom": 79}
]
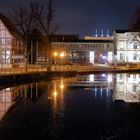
[
  {"left": 0, "top": 87, "right": 21, "bottom": 120},
  {"left": 0, "top": 13, "right": 24, "bottom": 68},
  {"left": 51, "top": 36, "right": 114, "bottom": 65},
  {"left": 51, "top": 30, "right": 140, "bottom": 65},
  {"left": 114, "top": 30, "right": 140, "bottom": 65},
  {"left": 1, "top": 12, "right": 140, "bottom": 66}
]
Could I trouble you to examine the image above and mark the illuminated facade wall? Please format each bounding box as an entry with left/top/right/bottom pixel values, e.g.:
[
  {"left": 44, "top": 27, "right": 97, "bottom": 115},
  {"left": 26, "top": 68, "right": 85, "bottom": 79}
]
[
  {"left": 51, "top": 40, "right": 114, "bottom": 64},
  {"left": 0, "top": 19, "right": 24, "bottom": 68},
  {"left": 51, "top": 31, "right": 140, "bottom": 65},
  {"left": 115, "top": 31, "right": 140, "bottom": 64}
]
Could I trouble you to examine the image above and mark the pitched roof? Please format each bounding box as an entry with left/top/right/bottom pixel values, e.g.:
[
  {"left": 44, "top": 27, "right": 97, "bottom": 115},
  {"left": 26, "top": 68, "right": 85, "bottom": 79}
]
[{"left": 0, "top": 13, "right": 22, "bottom": 39}]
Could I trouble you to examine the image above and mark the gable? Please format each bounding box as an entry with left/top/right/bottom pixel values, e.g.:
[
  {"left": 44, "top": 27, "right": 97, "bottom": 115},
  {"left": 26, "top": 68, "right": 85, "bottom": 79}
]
[{"left": 0, "top": 19, "right": 13, "bottom": 38}]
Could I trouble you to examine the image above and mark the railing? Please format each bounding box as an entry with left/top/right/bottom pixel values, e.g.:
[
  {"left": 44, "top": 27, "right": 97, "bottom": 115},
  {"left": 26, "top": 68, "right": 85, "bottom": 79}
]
[
  {"left": 0, "top": 64, "right": 48, "bottom": 75},
  {"left": 0, "top": 63, "right": 139, "bottom": 75}
]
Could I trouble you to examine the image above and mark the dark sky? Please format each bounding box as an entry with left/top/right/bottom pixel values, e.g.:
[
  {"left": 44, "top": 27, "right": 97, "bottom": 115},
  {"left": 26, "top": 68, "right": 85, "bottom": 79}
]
[{"left": 1, "top": 0, "right": 140, "bottom": 37}]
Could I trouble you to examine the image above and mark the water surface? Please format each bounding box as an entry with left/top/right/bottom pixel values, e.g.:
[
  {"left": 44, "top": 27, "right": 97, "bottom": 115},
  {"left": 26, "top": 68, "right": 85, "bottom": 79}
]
[{"left": 0, "top": 74, "right": 140, "bottom": 140}]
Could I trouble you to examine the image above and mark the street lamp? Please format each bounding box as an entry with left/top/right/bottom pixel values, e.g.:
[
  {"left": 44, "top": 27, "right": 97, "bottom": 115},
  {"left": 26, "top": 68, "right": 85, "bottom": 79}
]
[
  {"left": 53, "top": 51, "right": 59, "bottom": 65},
  {"left": 53, "top": 52, "right": 58, "bottom": 57},
  {"left": 60, "top": 52, "right": 65, "bottom": 58},
  {"left": 53, "top": 51, "right": 65, "bottom": 71}
]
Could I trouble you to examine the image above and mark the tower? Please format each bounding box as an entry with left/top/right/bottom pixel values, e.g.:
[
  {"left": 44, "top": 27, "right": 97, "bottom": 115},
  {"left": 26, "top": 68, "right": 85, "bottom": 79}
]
[
  {"left": 107, "top": 29, "right": 110, "bottom": 37},
  {"left": 95, "top": 29, "right": 98, "bottom": 37},
  {"left": 101, "top": 29, "right": 103, "bottom": 37}
]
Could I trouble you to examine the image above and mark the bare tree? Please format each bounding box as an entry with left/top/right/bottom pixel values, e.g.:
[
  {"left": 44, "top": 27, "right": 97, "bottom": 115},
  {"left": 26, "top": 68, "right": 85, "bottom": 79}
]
[
  {"left": 128, "top": 7, "right": 140, "bottom": 32},
  {"left": 10, "top": 0, "right": 58, "bottom": 66},
  {"left": 31, "top": 0, "right": 58, "bottom": 61},
  {"left": 31, "top": 0, "right": 58, "bottom": 35},
  {"left": 11, "top": 4, "right": 34, "bottom": 68}
]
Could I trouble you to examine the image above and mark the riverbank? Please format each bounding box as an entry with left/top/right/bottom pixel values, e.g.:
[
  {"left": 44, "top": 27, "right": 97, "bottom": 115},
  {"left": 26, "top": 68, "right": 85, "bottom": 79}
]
[
  {"left": 0, "top": 71, "right": 77, "bottom": 86},
  {"left": 0, "top": 64, "right": 140, "bottom": 85}
]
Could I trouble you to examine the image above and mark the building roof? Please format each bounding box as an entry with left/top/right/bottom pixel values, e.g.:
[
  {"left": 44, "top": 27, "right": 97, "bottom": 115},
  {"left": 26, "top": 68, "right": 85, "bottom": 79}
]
[
  {"left": 52, "top": 39, "right": 113, "bottom": 43},
  {"left": 51, "top": 34, "right": 113, "bottom": 43},
  {"left": 114, "top": 29, "right": 129, "bottom": 33},
  {"left": 84, "top": 36, "right": 114, "bottom": 41},
  {"left": 0, "top": 13, "right": 22, "bottom": 39},
  {"left": 50, "top": 34, "right": 79, "bottom": 42},
  {"left": 80, "top": 39, "right": 113, "bottom": 43}
]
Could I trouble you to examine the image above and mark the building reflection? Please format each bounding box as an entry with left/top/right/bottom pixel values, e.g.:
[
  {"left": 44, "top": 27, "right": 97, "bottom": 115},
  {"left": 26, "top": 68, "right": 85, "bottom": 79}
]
[
  {"left": 0, "top": 86, "right": 22, "bottom": 120},
  {"left": 0, "top": 83, "right": 40, "bottom": 120},
  {"left": 62, "top": 73, "right": 140, "bottom": 103},
  {"left": 64, "top": 74, "right": 114, "bottom": 90},
  {"left": 114, "top": 73, "right": 140, "bottom": 103},
  {"left": 0, "top": 73, "right": 140, "bottom": 122}
]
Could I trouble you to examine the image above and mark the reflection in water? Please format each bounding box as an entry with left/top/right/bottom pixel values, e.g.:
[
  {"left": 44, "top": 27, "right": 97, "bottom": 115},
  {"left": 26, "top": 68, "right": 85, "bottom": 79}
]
[
  {"left": 49, "top": 77, "right": 65, "bottom": 138},
  {"left": 0, "top": 83, "right": 40, "bottom": 121},
  {"left": 0, "top": 87, "right": 21, "bottom": 120},
  {"left": 114, "top": 73, "right": 140, "bottom": 103},
  {"left": 0, "top": 73, "right": 140, "bottom": 122},
  {"left": 0, "top": 74, "right": 140, "bottom": 139},
  {"left": 65, "top": 74, "right": 114, "bottom": 90}
]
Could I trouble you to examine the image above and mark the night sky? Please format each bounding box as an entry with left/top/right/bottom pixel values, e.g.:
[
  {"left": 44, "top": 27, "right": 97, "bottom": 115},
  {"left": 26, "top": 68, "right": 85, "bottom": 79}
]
[{"left": 1, "top": 0, "right": 140, "bottom": 37}]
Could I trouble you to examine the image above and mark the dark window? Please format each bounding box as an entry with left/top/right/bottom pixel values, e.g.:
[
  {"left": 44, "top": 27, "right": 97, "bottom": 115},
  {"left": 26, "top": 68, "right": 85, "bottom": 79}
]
[
  {"left": 120, "top": 53, "right": 123, "bottom": 60},
  {"left": 133, "top": 54, "right": 137, "bottom": 60},
  {"left": 133, "top": 85, "right": 137, "bottom": 92},
  {"left": 134, "top": 42, "right": 137, "bottom": 49},
  {"left": 120, "top": 74, "right": 123, "bottom": 79}
]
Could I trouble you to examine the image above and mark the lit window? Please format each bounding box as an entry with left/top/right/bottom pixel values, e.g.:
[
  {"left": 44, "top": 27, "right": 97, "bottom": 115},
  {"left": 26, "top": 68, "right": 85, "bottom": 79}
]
[
  {"left": 133, "top": 75, "right": 136, "bottom": 81},
  {"left": 89, "top": 74, "right": 94, "bottom": 82},
  {"left": 89, "top": 51, "right": 94, "bottom": 64},
  {"left": 108, "top": 52, "right": 112, "bottom": 62},
  {"left": 1, "top": 38, "right": 5, "bottom": 45},
  {"left": 6, "top": 50, "right": 10, "bottom": 55},
  {"left": 118, "top": 83, "right": 123, "bottom": 91}
]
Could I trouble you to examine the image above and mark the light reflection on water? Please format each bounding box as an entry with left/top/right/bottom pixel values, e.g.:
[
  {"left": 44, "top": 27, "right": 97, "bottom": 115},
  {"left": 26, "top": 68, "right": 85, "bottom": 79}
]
[{"left": 0, "top": 74, "right": 140, "bottom": 139}]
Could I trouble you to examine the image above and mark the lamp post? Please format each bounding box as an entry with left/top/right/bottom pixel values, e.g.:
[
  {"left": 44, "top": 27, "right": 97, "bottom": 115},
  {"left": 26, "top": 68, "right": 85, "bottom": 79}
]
[
  {"left": 53, "top": 51, "right": 65, "bottom": 72},
  {"left": 53, "top": 52, "right": 58, "bottom": 64},
  {"left": 60, "top": 51, "right": 65, "bottom": 72},
  {"left": 31, "top": 41, "right": 33, "bottom": 65}
]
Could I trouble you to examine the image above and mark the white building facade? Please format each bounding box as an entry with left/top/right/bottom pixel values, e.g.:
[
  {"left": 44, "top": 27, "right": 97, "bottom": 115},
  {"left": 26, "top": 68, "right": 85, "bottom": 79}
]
[{"left": 114, "top": 30, "right": 140, "bottom": 64}]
